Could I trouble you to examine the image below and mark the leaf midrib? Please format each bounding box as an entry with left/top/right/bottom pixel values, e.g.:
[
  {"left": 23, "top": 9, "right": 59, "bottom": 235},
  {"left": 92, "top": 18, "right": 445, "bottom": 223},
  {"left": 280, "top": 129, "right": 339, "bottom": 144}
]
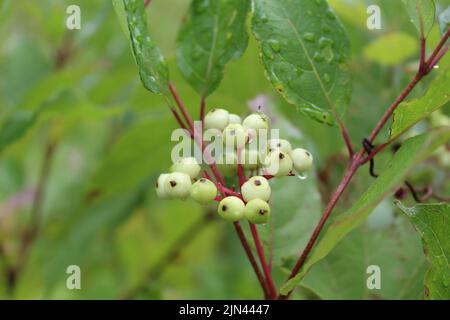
[{"left": 278, "top": 5, "right": 335, "bottom": 112}]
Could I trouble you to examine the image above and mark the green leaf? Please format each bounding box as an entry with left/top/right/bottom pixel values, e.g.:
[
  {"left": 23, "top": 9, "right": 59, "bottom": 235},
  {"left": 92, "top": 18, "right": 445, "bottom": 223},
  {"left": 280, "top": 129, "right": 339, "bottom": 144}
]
[
  {"left": 403, "top": 0, "right": 436, "bottom": 36},
  {"left": 402, "top": 0, "right": 436, "bottom": 36},
  {"left": 251, "top": 0, "right": 352, "bottom": 125},
  {"left": 280, "top": 127, "right": 450, "bottom": 295},
  {"left": 390, "top": 64, "right": 450, "bottom": 139},
  {"left": 363, "top": 32, "right": 418, "bottom": 66},
  {"left": 438, "top": 6, "right": 450, "bottom": 35},
  {"left": 176, "top": 0, "right": 250, "bottom": 97},
  {"left": 301, "top": 220, "right": 426, "bottom": 299},
  {"left": 88, "top": 116, "right": 174, "bottom": 199},
  {"left": 260, "top": 174, "right": 322, "bottom": 268},
  {"left": 112, "top": 0, "right": 130, "bottom": 40},
  {"left": 0, "top": 110, "right": 37, "bottom": 153},
  {"left": 123, "top": 0, "right": 169, "bottom": 94},
  {"left": 397, "top": 202, "right": 450, "bottom": 299}
]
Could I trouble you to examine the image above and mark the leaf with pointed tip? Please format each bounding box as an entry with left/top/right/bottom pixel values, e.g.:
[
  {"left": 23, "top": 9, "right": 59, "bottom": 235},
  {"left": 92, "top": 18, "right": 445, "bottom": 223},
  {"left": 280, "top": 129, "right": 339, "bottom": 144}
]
[
  {"left": 390, "top": 64, "right": 450, "bottom": 140},
  {"left": 402, "top": 0, "right": 436, "bottom": 36},
  {"left": 252, "top": 0, "right": 352, "bottom": 126},
  {"left": 397, "top": 202, "right": 450, "bottom": 299},
  {"left": 176, "top": 0, "right": 250, "bottom": 97},
  {"left": 123, "top": 0, "right": 169, "bottom": 94},
  {"left": 280, "top": 127, "right": 450, "bottom": 295}
]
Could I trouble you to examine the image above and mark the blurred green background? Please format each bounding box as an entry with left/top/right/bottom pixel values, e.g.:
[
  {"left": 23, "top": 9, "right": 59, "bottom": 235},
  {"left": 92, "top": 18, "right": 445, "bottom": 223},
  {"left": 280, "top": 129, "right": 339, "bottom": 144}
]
[{"left": 0, "top": 0, "right": 449, "bottom": 299}]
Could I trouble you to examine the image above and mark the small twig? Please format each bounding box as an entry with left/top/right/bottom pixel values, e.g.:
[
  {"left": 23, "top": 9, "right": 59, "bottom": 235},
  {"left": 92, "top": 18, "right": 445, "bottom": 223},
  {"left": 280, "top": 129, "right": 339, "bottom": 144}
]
[
  {"left": 425, "top": 28, "right": 450, "bottom": 72},
  {"left": 249, "top": 223, "right": 277, "bottom": 299},
  {"left": 169, "top": 83, "right": 194, "bottom": 131},
  {"left": 234, "top": 222, "right": 269, "bottom": 299}
]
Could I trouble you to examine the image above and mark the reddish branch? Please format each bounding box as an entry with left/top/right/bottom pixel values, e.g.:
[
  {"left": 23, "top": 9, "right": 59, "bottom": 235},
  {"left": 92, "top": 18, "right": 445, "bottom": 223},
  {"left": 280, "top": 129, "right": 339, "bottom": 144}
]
[
  {"left": 234, "top": 222, "right": 270, "bottom": 299},
  {"left": 279, "top": 27, "right": 450, "bottom": 299}
]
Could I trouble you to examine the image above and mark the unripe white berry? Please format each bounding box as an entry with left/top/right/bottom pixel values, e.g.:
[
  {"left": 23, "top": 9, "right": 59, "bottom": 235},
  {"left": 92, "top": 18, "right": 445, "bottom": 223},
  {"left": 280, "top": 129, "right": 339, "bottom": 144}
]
[
  {"left": 190, "top": 178, "right": 217, "bottom": 204},
  {"left": 241, "top": 176, "right": 271, "bottom": 202},
  {"left": 242, "top": 112, "right": 270, "bottom": 131},
  {"left": 155, "top": 173, "right": 171, "bottom": 199},
  {"left": 170, "top": 157, "right": 201, "bottom": 179},
  {"left": 291, "top": 148, "right": 313, "bottom": 173},
  {"left": 164, "top": 172, "right": 192, "bottom": 199},
  {"left": 204, "top": 108, "right": 229, "bottom": 131},
  {"left": 217, "top": 196, "right": 245, "bottom": 222},
  {"left": 223, "top": 123, "right": 249, "bottom": 149},
  {"left": 245, "top": 199, "right": 271, "bottom": 224},
  {"left": 263, "top": 151, "right": 293, "bottom": 177},
  {"left": 268, "top": 139, "right": 292, "bottom": 155},
  {"left": 228, "top": 113, "right": 242, "bottom": 124}
]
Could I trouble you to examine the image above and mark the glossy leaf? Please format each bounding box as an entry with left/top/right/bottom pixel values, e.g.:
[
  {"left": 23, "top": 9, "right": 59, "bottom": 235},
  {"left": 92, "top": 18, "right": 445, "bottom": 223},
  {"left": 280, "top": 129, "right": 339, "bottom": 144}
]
[
  {"left": 252, "top": 0, "right": 352, "bottom": 125},
  {"left": 123, "top": 0, "right": 169, "bottom": 94},
  {"left": 176, "top": 0, "right": 250, "bottom": 97},
  {"left": 280, "top": 127, "right": 450, "bottom": 295},
  {"left": 390, "top": 64, "right": 450, "bottom": 139},
  {"left": 301, "top": 221, "right": 426, "bottom": 299},
  {"left": 397, "top": 202, "right": 450, "bottom": 299},
  {"left": 402, "top": 0, "right": 436, "bottom": 36}
]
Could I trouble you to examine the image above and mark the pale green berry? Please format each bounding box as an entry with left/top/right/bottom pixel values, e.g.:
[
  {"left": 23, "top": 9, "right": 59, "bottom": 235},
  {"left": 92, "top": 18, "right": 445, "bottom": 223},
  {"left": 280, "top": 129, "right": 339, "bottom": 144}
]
[
  {"left": 263, "top": 151, "right": 293, "bottom": 177},
  {"left": 155, "top": 173, "right": 170, "bottom": 199},
  {"left": 245, "top": 199, "right": 271, "bottom": 224},
  {"left": 229, "top": 113, "right": 242, "bottom": 124},
  {"left": 170, "top": 157, "right": 201, "bottom": 179},
  {"left": 291, "top": 148, "right": 313, "bottom": 173},
  {"left": 190, "top": 178, "right": 217, "bottom": 204},
  {"left": 223, "top": 123, "right": 249, "bottom": 149},
  {"left": 164, "top": 172, "right": 192, "bottom": 199},
  {"left": 217, "top": 196, "right": 245, "bottom": 222},
  {"left": 204, "top": 108, "right": 229, "bottom": 131},
  {"left": 268, "top": 139, "right": 292, "bottom": 155},
  {"left": 242, "top": 112, "right": 270, "bottom": 131},
  {"left": 241, "top": 148, "right": 260, "bottom": 169},
  {"left": 217, "top": 151, "right": 237, "bottom": 176},
  {"left": 241, "top": 176, "right": 271, "bottom": 202}
]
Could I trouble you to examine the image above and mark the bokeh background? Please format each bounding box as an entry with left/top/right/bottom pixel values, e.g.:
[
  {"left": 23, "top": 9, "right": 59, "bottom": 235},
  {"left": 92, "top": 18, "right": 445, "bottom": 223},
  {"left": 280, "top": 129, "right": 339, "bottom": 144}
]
[{"left": 0, "top": 0, "right": 449, "bottom": 299}]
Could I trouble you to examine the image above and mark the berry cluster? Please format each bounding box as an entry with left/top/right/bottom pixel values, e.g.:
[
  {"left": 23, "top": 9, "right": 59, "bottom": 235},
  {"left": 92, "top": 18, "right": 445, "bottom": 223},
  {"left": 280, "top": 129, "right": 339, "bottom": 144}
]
[{"left": 155, "top": 108, "right": 313, "bottom": 225}]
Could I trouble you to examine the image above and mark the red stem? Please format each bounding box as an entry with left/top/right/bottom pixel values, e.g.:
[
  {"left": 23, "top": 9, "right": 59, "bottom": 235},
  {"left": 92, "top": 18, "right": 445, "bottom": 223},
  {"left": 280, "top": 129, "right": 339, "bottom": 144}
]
[
  {"left": 426, "top": 28, "right": 450, "bottom": 71},
  {"left": 249, "top": 223, "right": 277, "bottom": 299},
  {"left": 169, "top": 83, "right": 194, "bottom": 131},
  {"left": 234, "top": 222, "right": 270, "bottom": 299},
  {"left": 280, "top": 30, "right": 450, "bottom": 299}
]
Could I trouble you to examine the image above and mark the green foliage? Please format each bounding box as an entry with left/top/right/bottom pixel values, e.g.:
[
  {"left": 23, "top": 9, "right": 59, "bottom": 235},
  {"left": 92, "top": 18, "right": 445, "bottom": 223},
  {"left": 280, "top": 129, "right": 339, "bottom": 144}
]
[
  {"left": 363, "top": 33, "right": 418, "bottom": 65},
  {"left": 439, "top": 6, "right": 450, "bottom": 35},
  {"left": 397, "top": 202, "right": 450, "bottom": 299},
  {"left": 301, "top": 220, "right": 426, "bottom": 299},
  {"left": 0, "top": 0, "right": 449, "bottom": 300},
  {"left": 281, "top": 127, "right": 450, "bottom": 295},
  {"left": 390, "top": 64, "right": 450, "bottom": 139},
  {"left": 252, "top": 0, "right": 352, "bottom": 125},
  {"left": 176, "top": 0, "right": 250, "bottom": 97},
  {"left": 123, "top": 0, "right": 169, "bottom": 94},
  {"left": 402, "top": 0, "right": 436, "bottom": 36}
]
